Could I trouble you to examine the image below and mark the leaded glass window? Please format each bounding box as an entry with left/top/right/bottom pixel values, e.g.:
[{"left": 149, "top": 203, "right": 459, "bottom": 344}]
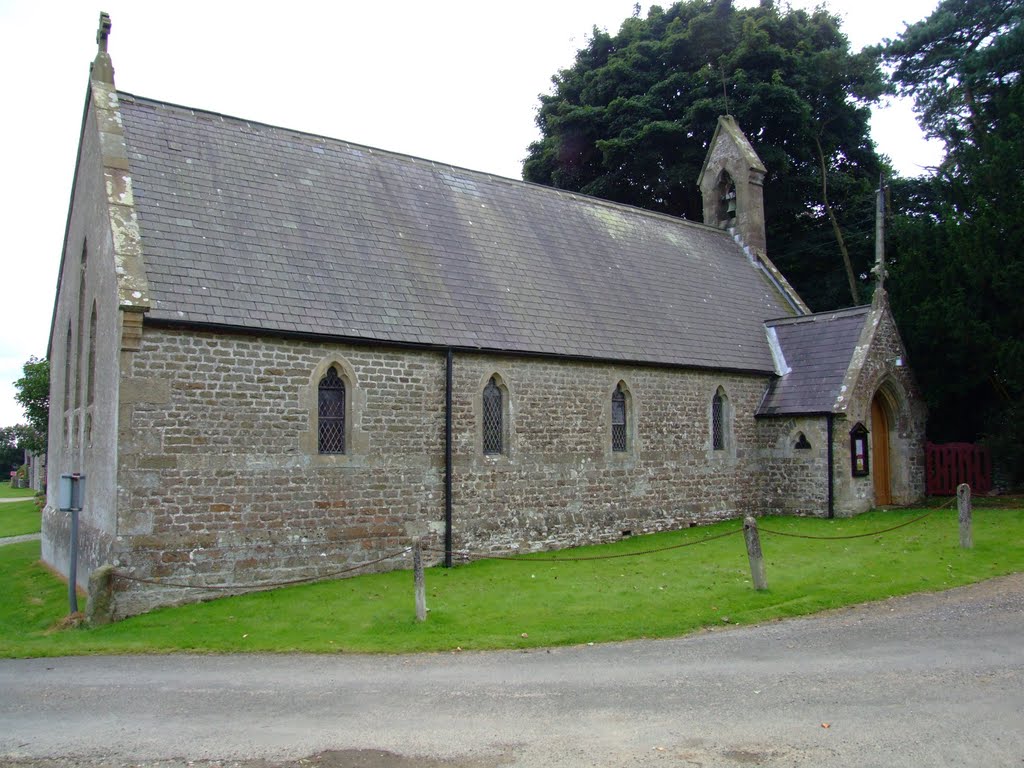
[
  {"left": 318, "top": 366, "right": 346, "bottom": 454},
  {"left": 64, "top": 322, "right": 72, "bottom": 449},
  {"left": 75, "top": 247, "right": 87, "bottom": 411},
  {"left": 87, "top": 303, "right": 97, "bottom": 406},
  {"left": 712, "top": 391, "right": 725, "bottom": 451},
  {"left": 482, "top": 376, "right": 503, "bottom": 455},
  {"left": 612, "top": 384, "right": 627, "bottom": 452}
]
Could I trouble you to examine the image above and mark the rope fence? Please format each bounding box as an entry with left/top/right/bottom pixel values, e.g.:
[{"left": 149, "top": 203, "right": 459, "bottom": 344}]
[
  {"left": 425, "top": 526, "right": 744, "bottom": 564},
  {"left": 421, "top": 495, "right": 959, "bottom": 565},
  {"left": 89, "top": 486, "right": 977, "bottom": 625},
  {"left": 111, "top": 545, "right": 413, "bottom": 592},
  {"left": 757, "top": 506, "right": 943, "bottom": 540},
  {"left": 757, "top": 495, "right": 956, "bottom": 541}
]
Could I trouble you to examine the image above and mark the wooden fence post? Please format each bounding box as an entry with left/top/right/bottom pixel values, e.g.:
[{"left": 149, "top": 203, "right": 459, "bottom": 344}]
[
  {"left": 413, "top": 539, "right": 427, "bottom": 622},
  {"left": 957, "top": 483, "right": 973, "bottom": 549},
  {"left": 743, "top": 516, "right": 768, "bottom": 591}
]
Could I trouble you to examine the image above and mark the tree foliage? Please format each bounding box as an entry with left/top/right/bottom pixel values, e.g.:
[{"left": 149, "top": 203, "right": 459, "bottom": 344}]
[
  {"left": 14, "top": 356, "right": 49, "bottom": 454},
  {"left": 0, "top": 425, "right": 26, "bottom": 475},
  {"left": 881, "top": 0, "right": 1023, "bottom": 171},
  {"left": 883, "top": 0, "right": 1024, "bottom": 482},
  {"left": 524, "top": 0, "right": 885, "bottom": 310}
]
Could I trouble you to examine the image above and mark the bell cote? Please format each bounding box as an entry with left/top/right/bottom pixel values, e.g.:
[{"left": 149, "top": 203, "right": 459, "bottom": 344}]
[{"left": 697, "top": 115, "right": 767, "bottom": 254}]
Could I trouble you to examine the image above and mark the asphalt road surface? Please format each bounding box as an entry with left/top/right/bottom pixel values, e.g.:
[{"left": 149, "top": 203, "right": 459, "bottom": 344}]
[{"left": 2, "top": 575, "right": 1022, "bottom": 768}]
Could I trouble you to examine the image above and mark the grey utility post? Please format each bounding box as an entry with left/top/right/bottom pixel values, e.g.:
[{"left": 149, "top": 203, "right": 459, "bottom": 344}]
[{"left": 58, "top": 473, "right": 86, "bottom": 613}]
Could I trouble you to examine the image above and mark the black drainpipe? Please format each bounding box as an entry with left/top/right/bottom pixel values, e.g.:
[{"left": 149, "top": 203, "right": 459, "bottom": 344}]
[
  {"left": 826, "top": 413, "right": 835, "bottom": 519},
  {"left": 444, "top": 348, "right": 454, "bottom": 567}
]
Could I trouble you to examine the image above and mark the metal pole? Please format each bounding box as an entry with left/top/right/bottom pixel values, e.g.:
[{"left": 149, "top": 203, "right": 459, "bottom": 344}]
[
  {"left": 875, "top": 179, "right": 886, "bottom": 288},
  {"left": 826, "top": 413, "right": 835, "bottom": 519},
  {"left": 444, "top": 348, "right": 453, "bottom": 568},
  {"left": 69, "top": 507, "right": 80, "bottom": 613}
]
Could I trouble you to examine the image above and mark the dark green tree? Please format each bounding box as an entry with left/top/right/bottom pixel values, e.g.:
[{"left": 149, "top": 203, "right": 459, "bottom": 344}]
[
  {"left": 883, "top": 0, "right": 1024, "bottom": 482},
  {"left": 14, "top": 356, "right": 49, "bottom": 454},
  {"left": 524, "top": 0, "right": 886, "bottom": 310},
  {"left": 881, "top": 0, "right": 1022, "bottom": 171}
]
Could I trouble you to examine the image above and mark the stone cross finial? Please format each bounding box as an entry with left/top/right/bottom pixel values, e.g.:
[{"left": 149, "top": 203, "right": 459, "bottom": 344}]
[
  {"left": 97, "top": 12, "right": 111, "bottom": 53},
  {"left": 91, "top": 12, "right": 114, "bottom": 84}
]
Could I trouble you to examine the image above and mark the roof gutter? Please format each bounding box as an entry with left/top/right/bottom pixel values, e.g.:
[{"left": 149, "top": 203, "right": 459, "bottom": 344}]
[{"left": 827, "top": 413, "right": 835, "bottom": 519}]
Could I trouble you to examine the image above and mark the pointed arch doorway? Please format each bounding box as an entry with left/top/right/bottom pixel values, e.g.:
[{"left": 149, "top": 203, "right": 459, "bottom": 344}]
[{"left": 871, "top": 394, "right": 892, "bottom": 506}]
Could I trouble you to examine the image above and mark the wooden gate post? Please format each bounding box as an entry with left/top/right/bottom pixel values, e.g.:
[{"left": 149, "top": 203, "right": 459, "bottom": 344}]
[
  {"left": 743, "top": 516, "right": 768, "bottom": 591},
  {"left": 957, "top": 483, "right": 973, "bottom": 549},
  {"left": 413, "top": 539, "right": 427, "bottom": 622}
]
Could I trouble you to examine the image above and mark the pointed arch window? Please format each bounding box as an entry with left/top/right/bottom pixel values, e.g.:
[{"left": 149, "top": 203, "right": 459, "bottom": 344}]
[
  {"left": 64, "top": 321, "right": 72, "bottom": 449},
  {"left": 87, "top": 302, "right": 97, "bottom": 407},
  {"left": 317, "top": 366, "right": 346, "bottom": 454},
  {"left": 482, "top": 376, "right": 503, "bottom": 455},
  {"left": 75, "top": 244, "right": 87, "bottom": 412},
  {"left": 64, "top": 321, "right": 73, "bottom": 414},
  {"left": 612, "top": 383, "right": 628, "bottom": 452},
  {"left": 712, "top": 389, "right": 728, "bottom": 451},
  {"left": 717, "top": 172, "right": 737, "bottom": 225}
]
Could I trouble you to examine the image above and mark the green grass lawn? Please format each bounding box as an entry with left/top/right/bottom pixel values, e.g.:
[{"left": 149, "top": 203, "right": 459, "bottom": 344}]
[
  {"left": 0, "top": 499, "right": 41, "bottom": 538},
  {"left": 2, "top": 506, "right": 1021, "bottom": 658},
  {"left": 0, "top": 484, "right": 37, "bottom": 500}
]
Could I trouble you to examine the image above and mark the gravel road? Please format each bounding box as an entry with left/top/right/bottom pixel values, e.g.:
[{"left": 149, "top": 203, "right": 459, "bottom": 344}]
[{"left": 1, "top": 574, "right": 1022, "bottom": 768}]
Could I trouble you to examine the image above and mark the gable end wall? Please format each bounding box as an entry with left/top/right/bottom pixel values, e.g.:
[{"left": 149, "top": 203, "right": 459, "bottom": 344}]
[
  {"left": 42, "top": 93, "right": 124, "bottom": 588},
  {"left": 833, "top": 304, "right": 926, "bottom": 514}
]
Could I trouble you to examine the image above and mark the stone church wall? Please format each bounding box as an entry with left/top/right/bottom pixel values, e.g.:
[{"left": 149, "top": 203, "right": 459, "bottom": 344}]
[
  {"left": 109, "top": 325, "right": 806, "bottom": 617},
  {"left": 42, "top": 93, "right": 124, "bottom": 594},
  {"left": 449, "top": 353, "right": 770, "bottom": 554},
  {"left": 112, "top": 327, "right": 446, "bottom": 616},
  {"left": 833, "top": 303, "right": 927, "bottom": 515},
  {"left": 754, "top": 416, "right": 831, "bottom": 517}
]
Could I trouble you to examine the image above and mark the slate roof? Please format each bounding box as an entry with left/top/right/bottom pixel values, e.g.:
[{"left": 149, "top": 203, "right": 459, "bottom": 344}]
[
  {"left": 117, "top": 93, "right": 797, "bottom": 373},
  {"left": 758, "top": 306, "right": 871, "bottom": 415}
]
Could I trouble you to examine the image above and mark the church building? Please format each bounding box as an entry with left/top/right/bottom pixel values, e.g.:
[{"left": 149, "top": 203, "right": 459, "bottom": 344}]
[{"left": 44, "top": 15, "right": 926, "bottom": 619}]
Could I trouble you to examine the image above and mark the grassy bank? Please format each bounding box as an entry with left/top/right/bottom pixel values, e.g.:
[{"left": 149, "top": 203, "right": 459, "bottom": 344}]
[
  {"left": 0, "top": 499, "right": 41, "bottom": 538},
  {"left": 0, "top": 485, "right": 37, "bottom": 500},
  {"left": 2, "top": 506, "right": 1022, "bottom": 658}
]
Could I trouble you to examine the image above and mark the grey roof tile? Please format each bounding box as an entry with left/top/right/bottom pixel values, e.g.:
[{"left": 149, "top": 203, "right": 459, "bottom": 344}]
[
  {"left": 758, "top": 307, "right": 870, "bottom": 415},
  {"left": 119, "top": 94, "right": 797, "bottom": 372}
]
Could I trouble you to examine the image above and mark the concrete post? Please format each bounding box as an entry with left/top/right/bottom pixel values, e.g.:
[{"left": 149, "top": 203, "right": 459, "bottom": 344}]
[
  {"left": 86, "top": 564, "right": 116, "bottom": 625},
  {"left": 413, "top": 540, "right": 427, "bottom": 622},
  {"left": 957, "top": 483, "right": 973, "bottom": 549},
  {"left": 743, "top": 516, "right": 768, "bottom": 591}
]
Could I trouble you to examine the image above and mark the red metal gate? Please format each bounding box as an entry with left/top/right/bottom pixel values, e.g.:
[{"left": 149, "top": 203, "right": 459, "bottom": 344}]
[{"left": 925, "top": 442, "right": 992, "bottom": 495}]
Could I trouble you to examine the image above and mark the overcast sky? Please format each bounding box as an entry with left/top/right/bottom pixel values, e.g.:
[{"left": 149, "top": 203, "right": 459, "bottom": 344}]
[{"left": 0, "top": 0, "right": 942, "bottom": 429}]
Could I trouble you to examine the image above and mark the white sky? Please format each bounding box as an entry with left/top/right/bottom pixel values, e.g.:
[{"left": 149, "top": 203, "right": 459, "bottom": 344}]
[{"left": 0, "top": 0, "right": 941, "bottom": 429}]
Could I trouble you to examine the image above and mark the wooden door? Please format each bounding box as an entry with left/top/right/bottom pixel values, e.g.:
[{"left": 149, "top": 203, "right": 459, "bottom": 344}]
[{"left": 871, "top": 396, "right": 892, "bottom": 505}]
